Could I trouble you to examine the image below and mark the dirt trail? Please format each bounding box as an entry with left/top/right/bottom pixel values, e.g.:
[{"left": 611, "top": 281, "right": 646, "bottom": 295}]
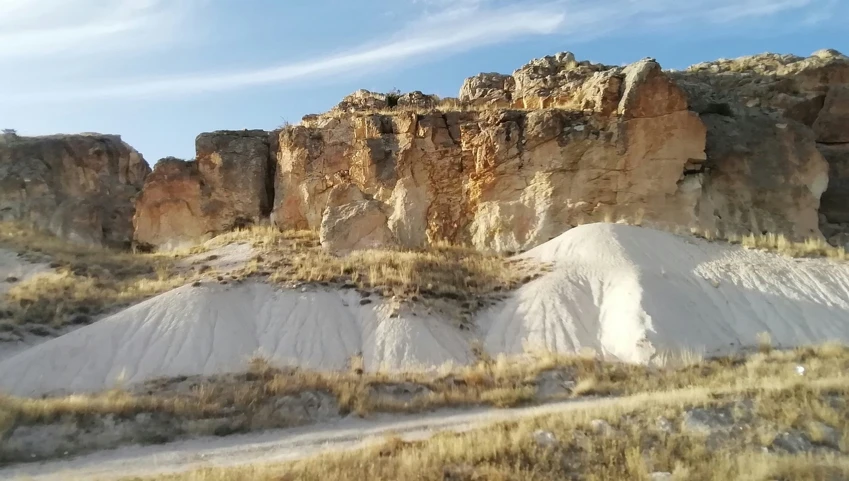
[{"left": 1, "top": 397, "right": 613, "bottom": 481}]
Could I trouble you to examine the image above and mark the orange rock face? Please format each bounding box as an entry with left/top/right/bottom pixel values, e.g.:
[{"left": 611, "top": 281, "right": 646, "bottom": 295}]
[{"left": 133, "top": 130, "right": 272, "bottom": 249}]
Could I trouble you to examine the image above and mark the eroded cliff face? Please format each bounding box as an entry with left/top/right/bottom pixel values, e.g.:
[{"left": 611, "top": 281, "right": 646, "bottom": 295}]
[
  {"left": 670, "top": 48, "right": 849, "bottom": 245},
  {"left": 0, "top": 133, "right": 150, "bottom": 247},
  {"left": 132, "top": 130, "right": 272, "bottom": 249},
  {"left": 134, "top": 49, "right": 848, "bottom": 253},
  {"left": 271, "top": 57, "right": 827, "bottom": 252}
]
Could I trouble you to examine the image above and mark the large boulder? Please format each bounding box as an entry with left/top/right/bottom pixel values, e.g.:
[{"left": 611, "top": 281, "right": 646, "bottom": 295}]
[
  {"left": 459, "top": 73, "right": 515, "bottom": 107},
  {"left": 319, "top": 200, "right": 396, "bottom": 253},
  {"left": 133, "top": 130, "right": 272, "bottom": 249},
  {"left": 0, "top": 132, "right": 150, "bottom": 247}
]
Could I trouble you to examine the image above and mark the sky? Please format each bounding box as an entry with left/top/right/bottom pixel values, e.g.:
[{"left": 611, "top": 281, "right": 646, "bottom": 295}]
[{"left": 1, "top": 0, "right": 847, "bottom": 163}]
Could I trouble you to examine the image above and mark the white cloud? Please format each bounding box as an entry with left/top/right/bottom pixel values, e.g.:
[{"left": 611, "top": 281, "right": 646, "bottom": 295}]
[
  {"left": 0, "top": 0, "right": 834, "bottom": 102},
  {"left": 0, "top": 0, "right": 194, "bottom": 59},
  {"left": 6, "top": 1, "right": 567, "bottom": 101}
]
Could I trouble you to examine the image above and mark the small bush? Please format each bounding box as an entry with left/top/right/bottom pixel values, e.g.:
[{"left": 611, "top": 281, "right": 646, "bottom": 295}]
[{"left": 385, "top": 88, "right": 401, "bottom": 108}]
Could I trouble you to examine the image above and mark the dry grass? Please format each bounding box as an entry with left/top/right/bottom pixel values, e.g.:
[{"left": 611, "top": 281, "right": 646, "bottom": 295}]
[
  {"left": 2, "top": 342, "right": 846, "bottom": 439},
  {"left": 0, "top": 223, "right": 541, "bottom": 328},
  {"left": 576, "top": 211, "right": 848, "bottom": 261},
  {"left": 0, "top": 221, "right": 192, "bottom": 327},
  {"left": 124, "top": 369, "right": 849, "bottom": 481},
  {"left": 206, "top": 225, "right": 544, "bottom": 304},
  {"left": 731, "top": 232, "right": 848, "bottom": 260}
]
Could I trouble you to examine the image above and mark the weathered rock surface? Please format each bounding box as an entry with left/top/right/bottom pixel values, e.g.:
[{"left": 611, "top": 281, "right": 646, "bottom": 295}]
[
  {"left": 671, "top": 49, "right": 849, "bottom": 242},
  {"left": 138, "top": 49, "right": 849, "bottom": 252},
  {"left": 0, "top": 132, "right": 150, "bottom": 247},
  {"left": 133, "top": 130, "right": 272, "bottom": 249},
  {"left": 319, "top": 200, "right": 396, "bottom": 253}
]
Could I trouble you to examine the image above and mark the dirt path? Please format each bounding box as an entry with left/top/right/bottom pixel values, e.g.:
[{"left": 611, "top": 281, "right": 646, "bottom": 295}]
[{"left": 1, "top": 397, "right": 614, "bottom": 481}]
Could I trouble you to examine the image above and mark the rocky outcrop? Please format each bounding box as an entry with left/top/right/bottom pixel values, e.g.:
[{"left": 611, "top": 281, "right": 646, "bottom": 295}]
[
  {"left": 271, "top": 56, "right": 831, "bottom": 252},
  {"left": 670, "top": 49, "right": 849, "bottom": 243},
  {"left": 0, "top": 132, "right": 149, "bottom": 247},
  {"left": 133, "top": 130, "right": 272, "bottom": 249},
  {"left": 136, "top": 49, "right": 848, "bottom": 253}
]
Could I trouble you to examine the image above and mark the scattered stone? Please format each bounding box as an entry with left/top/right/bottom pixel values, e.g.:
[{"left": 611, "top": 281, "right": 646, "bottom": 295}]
[
  {"left": 532, "top": 430, "right": 559, "bottom": 449},
  {"left": 655, "top": 416, "right": 674, "bottom": 433},
  {"left": 369, "top": 382, "right": 433, "bottom": 405},
  {"left": 771, "top": 430, "right": 814, "bottom": 454},
  {"left": 807, "top": 421, "right": 841, "bottom": 449},
  {"left": 650, "top": 472, "right": 673, "bottom": 481},
  {"left": 590, "top": 419, "right": 616, "bottom": 436},
  {"left": 67, "top": 314, "right": 91, "bottom": 326},
  {"left": 681, "top": 407, "right": 735, "bottom": 434},
  {"left": 359, "top": 299, "right": 373, "bottom": 306},
  {"left": 534, "top": 368, "right": 577, "bottom": 399},
  {"left": 24, "top": 324, "right": 56, "bottom": 338},
  {"left": 4, "top": 276, "right": 19, "bottom": 283}
]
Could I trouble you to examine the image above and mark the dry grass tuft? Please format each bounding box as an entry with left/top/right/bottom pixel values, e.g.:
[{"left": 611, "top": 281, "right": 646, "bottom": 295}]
[
  {"left": 2, "top": 343, "right": 846, "bottom": 441},
  {"left": 208, "top": 226, "right": 545, "bottom": 305},
  {"left": 734, "top": 232, "right": 848, "bottom": 260},
  {"left": 0, "top": 221, "right": 191, "bottom": 327}
]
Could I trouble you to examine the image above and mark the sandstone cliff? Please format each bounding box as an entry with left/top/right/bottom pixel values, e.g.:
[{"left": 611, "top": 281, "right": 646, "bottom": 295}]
[
  {"left": 0, "top": 132, "right": 150, "bottom": 247},
  {"left": 134, "top": 49, "right": 849, "bottom": 253},
  {"left": 132, "top": 130, "right": 273, "bottom": 249}
]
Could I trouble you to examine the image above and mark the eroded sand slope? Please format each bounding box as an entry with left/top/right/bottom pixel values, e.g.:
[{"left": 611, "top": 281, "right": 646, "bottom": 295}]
[{"left": 2, "top": 224, "right": 848, "bottom": 396}]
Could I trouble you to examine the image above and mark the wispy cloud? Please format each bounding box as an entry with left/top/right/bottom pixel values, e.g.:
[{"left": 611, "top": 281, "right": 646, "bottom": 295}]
[
  {"left": 0, "top": 0, "right": 834, "bottom": 102},
  {"left": 5, "top": 1, "right": 568, "bottom": 101},
  {"left": 0, "top": 0, "right": 195, "bottom": 59}
]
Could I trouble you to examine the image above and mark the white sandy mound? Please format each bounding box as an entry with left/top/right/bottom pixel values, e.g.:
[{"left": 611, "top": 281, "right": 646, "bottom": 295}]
[
  {"left": 482, "top": 224, "right": 849, "bottom": 362},
  {"left": 0, "top": 284, "right": 473, "bottom": 396},
  {"left": 1, "top": 224, "right": 848, "bottom": 396}
]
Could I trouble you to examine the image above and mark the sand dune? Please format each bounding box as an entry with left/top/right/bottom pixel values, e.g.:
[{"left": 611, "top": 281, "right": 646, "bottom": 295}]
[{"left": 2, "top": 224, "right": 848, "bottom": 396}]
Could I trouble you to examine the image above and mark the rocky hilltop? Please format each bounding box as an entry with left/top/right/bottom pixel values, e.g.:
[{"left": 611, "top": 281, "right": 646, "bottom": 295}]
[
  {"left": 134, "top": 49, "right": 848, "bottom": 253},
  {"left": 0, "top": 132, "right": 150, "bottom": 247},
  {"left": 5, "top": 49, "right": 848, "bottom": 253}
]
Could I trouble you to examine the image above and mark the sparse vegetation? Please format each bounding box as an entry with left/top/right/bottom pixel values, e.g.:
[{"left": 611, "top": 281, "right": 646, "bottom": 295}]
[
  {"left": 2, "top": 342, "right": 846, "bottom": 442},
  {"left": 385, "top": 88, "right": 401, "bottom": 108},
  {"left": 105, "top": 343, "right": 849, "bottom": 481},
  {"left": 205, "top": 225, "right": 545, "bottom": 306},
  {"left": 0, "top": 221, "right": 193, "bottom": 327}
]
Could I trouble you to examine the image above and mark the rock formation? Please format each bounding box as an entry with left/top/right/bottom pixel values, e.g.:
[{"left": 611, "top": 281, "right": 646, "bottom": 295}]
[
  {"left": 133, "top": 48, "right": 849, "bottom": 253},
  {"left": 133, "top": 130, "right": 273, "bottom": 249},
  {"left": 0, "top": 132, "right": 149, "bottom": 247},
  {"left": 671, "top": 48, "right": 849, "bottom": 246}
]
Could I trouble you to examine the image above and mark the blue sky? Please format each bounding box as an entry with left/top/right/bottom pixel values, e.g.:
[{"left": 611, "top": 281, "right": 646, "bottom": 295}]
[{"left": 1, "top": 0, "right": 847, "bottom": 163}]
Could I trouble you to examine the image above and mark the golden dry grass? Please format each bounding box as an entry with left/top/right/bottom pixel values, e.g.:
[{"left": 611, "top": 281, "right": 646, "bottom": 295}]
[
  {"left": 2, "top": 342, "right": 846, "bottom": 439},
  {"left": 0, "top": 221, "right": 192, "bottom": 327},
  {"left": 0, "top": 223, "right": 540, "bottom": 328},
  {"left": 124, "top": 368, "right": 849, "bottom": 481},
  {"left": 207, "top": 225, "right": 543, "bottom": 303}
]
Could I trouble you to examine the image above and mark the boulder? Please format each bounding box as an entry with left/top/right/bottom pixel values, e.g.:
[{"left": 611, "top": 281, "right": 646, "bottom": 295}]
[
  {"left": 319, "top": 200, "right": 396, "bottom": 253},
  {"left": 459, "top": 72, "right": 515, "bottom": 106},
  {"left": 0, "top": 133, "right": 149, "bottom": 247},
  {"left": 132, "top": 158, "right": 208, "bottom": 250}
]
